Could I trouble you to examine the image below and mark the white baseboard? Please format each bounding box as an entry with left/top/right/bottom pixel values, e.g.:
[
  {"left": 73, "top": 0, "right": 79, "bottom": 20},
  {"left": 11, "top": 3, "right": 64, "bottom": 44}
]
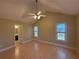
[
  {"left": 21, "top": 40, "right": 32, "bottom": 44},
  {"left": 0, "top": 45, "right": 15, "bottom": 52},
  {"left": 0, "top": 40, "right": 32, "bottom": 52},
  {"left": 36, "top": 40, "right": 77, "bottom": 50}
]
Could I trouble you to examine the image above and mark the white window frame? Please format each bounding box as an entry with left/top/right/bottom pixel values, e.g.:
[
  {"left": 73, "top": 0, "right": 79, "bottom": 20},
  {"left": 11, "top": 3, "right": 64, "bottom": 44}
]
[
  {"left": 33, "top": 26, "right": 39, "bottom": 38},
  {"left": 56, "top": 23, "right": 67, "bottom": 41}
]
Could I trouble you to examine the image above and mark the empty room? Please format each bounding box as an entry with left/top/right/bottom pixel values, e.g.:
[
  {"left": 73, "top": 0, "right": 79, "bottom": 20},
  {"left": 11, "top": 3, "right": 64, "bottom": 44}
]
[{"left": 0, "top": 0, "right": 79, "bottom": 59}]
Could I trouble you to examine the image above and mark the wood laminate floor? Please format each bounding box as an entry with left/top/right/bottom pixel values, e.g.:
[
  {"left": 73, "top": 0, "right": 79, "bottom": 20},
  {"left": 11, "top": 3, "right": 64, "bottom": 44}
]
[{"left": 0, "top": 40, "right": 78, "bottom": 59}]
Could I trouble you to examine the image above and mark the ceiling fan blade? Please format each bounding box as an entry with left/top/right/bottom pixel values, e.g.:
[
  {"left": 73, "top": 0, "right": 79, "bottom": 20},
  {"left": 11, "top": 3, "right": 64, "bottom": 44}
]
[
  {"left": 28, "top": 13, "right": 36, "bottom": 16},
  {"left": 21, "top": 12, "right": 35, "bottom": 19},
  {"left": 39, "top": 15, "right": 46, "bottom": 17},
  {"left": 24, "top": 16, "right": 34, "bottom": 19},
  {"left": 37, "top": 11, "right": 42, "bottom": 15}
]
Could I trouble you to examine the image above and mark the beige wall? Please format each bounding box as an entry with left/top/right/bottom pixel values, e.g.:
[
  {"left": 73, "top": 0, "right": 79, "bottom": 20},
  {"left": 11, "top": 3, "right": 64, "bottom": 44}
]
[
  {"left": 76, "top": 15, "right": 79, "bottom": 50},
  {"left": 21, "top": 23, "right": 32, "bottom": 43},
  {"left": 0, "top": 19, "right": 32, "bottom": 50},
  {"left": 35, "top": 12, "right": 77, "bottom": 48}
]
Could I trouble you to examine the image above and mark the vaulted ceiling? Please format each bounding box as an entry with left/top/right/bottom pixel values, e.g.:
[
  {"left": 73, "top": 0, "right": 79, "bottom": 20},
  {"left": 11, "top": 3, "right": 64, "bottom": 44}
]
[{"left": 0, "top": 0, "right": 79, "bottom": 23}]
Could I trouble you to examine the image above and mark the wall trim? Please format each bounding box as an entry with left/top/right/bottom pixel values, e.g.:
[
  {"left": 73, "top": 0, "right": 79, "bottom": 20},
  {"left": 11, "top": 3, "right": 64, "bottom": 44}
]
[
  {"left": 21, "top": 39, "right": 32, "bottom": 44},
  {"left": 0, "top": 45, "right": 15, "bottom": 52},
  {"left": 36, "top": 40, "right": 77, "bottom": 50}
]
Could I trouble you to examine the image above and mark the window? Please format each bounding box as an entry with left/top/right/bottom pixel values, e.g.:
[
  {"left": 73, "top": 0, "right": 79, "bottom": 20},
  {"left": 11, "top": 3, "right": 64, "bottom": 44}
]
[
  {"left": 56, "top": 23, "right": 66, "bottom": 41},
  {"left": 34, "top": 26, "right": 38, "bottom": 37}
]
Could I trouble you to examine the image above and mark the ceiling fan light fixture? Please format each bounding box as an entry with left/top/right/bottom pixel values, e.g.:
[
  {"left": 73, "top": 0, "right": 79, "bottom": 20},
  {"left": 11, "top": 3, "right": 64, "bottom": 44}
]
[
  {"left": 34, "top": 15, "right": 37, "bottom": 19},
  {"left": 33, "top": 12, "right": 46, "bottom": 20},
  {"left": 37, "top": 11, "right": 42, "bottom": 15},
  {"left": 34, "top": 15, "right": 40, "bottom": 20},
  {"left": 37, "top": 15, "right": 41, "bottom": 19}
]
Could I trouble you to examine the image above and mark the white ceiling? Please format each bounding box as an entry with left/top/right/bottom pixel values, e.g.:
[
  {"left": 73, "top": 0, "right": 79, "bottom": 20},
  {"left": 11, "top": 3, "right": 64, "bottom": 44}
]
[{"left": 0, "top": 0, "right": 79, "bottom": 23}]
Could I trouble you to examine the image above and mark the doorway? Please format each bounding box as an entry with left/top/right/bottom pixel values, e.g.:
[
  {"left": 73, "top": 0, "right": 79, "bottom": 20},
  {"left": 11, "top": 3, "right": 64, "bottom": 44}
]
[{"left": 14, "top": 25, "right": 23, "bottom": 43}]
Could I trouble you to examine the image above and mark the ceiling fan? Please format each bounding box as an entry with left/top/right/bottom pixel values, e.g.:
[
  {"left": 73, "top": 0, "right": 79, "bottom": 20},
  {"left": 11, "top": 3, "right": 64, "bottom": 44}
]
[
  {"left": 22, "top": 0, "right": 46, "bottom": 21},
  {"left": 29, "top": 11, "right": 46, "bottom": 20}
]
